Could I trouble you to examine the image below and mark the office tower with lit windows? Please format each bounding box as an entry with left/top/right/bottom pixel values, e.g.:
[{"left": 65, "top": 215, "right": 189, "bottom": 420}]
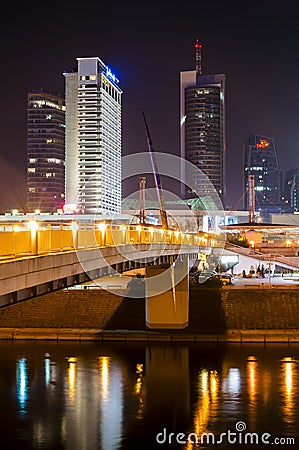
[
  {"left": 281, "top": 168, "right": 299, "bottom": 213},
  {"left": 243, "top": 134, "right": 282, "bottom": 218},
  {"left": 180, "top": 40, "right": 226, "bottom": 203},
  {"left": 64, "top": 57, "right": 122, "bottom": 214},
  {"left": 27, "top": 92, "right": 66, "bottom": 213}
]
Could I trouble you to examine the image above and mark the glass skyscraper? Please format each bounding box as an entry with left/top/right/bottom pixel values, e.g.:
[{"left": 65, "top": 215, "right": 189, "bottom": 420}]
[
  {"left": 180, "top": 54, "right": 225, "bottom": 203},
  {"left": 64, "top": 57, "right": 122, "bottom": 215},
  {"left": 282, "top": 168, "right": 299, "bottom": 213},
  {"left": 26, "top": 92, "right": 66, "bottom": 213},
  {"left": 243, "top": 134, "right": 281, "bottom": 218}
]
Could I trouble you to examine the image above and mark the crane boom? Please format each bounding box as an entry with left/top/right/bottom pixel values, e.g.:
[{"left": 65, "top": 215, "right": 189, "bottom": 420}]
[{"left": 142, "top": 111, "right": 168, "bottom": 230}]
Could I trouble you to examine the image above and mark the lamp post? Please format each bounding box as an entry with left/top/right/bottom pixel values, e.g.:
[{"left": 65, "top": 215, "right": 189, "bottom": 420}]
[
  {"left": 98, "top": 222, "right": 107, "bottom": 246},
  {"left": 28, "top": 220, "right": 39, "bottom": 255}
]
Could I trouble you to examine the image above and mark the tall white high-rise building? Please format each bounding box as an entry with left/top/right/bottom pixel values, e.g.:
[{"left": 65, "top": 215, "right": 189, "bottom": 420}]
[{"left": 64, "top": 57, "right": 122, "bottom": 214}]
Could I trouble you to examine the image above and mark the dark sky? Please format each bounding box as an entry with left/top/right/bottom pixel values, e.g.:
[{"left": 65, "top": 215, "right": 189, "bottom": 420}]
[{"left": 1, "top": 0, "right": 299, "bottom": 212}]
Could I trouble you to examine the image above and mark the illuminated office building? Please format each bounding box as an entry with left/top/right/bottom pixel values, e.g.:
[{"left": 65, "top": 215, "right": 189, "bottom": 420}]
[
  {"left": 26, "top": 92, "right": 66, "bottom": 213},
  {"left": 64, "top": 57, "right": 122, "bottom": 214},
  {"left": 243, "top": 134, "right": 282, "bottom": 218},
  {"left": 180, "top": 41, "right": 226, "bottom": 203},
  {"left": 281, "top": 168, "right": 299, "bottom": 213}
]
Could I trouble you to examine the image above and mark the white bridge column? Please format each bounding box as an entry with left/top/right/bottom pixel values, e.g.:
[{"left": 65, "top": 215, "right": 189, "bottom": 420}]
[{"left": 145, "top": 257, "right": 189, "bottom": 329}]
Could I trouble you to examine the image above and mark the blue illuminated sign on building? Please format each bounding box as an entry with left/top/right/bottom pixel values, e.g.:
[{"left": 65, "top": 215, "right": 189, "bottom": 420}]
[{"left": 105, "top": 66, "right": 119, "bottom": 84}]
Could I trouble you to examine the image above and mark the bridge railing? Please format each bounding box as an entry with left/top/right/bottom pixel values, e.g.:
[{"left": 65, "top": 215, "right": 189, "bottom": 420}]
[
  {"left": 0, "top": 222, "right": 218, "bottom": 259},
  {"left": 225, "top": 242, "right": 299, "bottom": 269}
]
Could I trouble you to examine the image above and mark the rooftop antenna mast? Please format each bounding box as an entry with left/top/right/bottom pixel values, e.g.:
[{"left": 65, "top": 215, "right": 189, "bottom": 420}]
[
  {"left": 142, "top": 111, "right": 168, "bottom": 230},
  {"left": 195, "top": 38, "right": 202, "bottom": 75}
]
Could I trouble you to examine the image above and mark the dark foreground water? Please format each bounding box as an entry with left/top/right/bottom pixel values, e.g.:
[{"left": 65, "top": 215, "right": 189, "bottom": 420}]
[{"left": 0, "top": 341, "right": 298, "bottom": 449}]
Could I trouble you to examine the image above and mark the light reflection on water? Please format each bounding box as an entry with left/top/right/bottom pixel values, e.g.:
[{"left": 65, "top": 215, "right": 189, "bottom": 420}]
[
  {"left": 0, "top": 342, "right": 298, "bottom": 449},
  {"left": 280, "top": 356, "right": 297, "bottom": 431},
  {"left": 16, "top": 357, "right": 28, "bottom": 414}
]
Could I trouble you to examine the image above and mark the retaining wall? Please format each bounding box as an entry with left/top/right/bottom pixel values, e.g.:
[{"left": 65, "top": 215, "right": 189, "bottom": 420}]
[{"left": 0, "top": 287, "right": 298, "bottom": 341}]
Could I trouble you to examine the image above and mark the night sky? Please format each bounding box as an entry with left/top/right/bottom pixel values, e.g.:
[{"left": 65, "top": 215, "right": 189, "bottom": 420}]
[{"left": 1, "top": 0, "right": 299, "bottom": 213}]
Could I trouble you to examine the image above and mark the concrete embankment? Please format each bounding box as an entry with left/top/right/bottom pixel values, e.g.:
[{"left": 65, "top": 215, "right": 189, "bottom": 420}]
[{"left": 0, "top": 287, "right": 298, "bottom": 342}]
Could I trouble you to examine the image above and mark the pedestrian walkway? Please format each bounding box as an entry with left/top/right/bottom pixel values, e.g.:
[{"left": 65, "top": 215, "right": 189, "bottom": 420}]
[{"left": 232, "top": 274, "right": 299, "bottom": 288}]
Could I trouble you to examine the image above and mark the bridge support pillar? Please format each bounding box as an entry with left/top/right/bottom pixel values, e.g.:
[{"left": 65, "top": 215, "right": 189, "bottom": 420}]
[{"left": 145, "top": 257, "right": 189, "bottom": 329}]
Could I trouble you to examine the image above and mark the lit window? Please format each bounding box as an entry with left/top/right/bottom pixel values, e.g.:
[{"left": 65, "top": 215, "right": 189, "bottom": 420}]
[
  {"left": 28, "top": 168, "right": 35, "bottom": 173},
  {"left": 47, "top": 158, "right": 62, "bottom": 164}
]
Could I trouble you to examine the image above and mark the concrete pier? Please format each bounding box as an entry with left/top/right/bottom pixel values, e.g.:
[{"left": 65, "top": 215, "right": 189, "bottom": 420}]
[{"left": 145, "top": 259, "right": 189, "bottom": 329}]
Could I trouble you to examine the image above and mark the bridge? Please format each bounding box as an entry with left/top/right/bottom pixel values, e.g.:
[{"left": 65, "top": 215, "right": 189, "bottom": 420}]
[
  {"left": 224, "top": 242, "right": 299, "bottom": 272},
  {"left": 2, "top": 215, "right": 299, "bottom": 329},
  {"left": 0, "top": 218, "right": 216, "bottom": 307}
]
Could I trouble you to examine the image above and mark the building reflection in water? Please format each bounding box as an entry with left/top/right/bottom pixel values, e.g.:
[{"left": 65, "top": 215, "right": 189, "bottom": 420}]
[
  {"left": 16, "top": 357, "right": 28, "bottom": 415},
  {"left": 9, "top": 344, "right": 299, "bottom": 449},
  {"left": 62, "top": 355, "right": 124, "bottom": 450},
  {"left": 99, "top": 356, "right": 123, "bottom": 450},
  {"left": 134, "top": 363, "right": 145, "bottom": 419},
  {"left": 186, "top": 368, "right": 219, "bottom": 450},
  {"left": 145, "top": 346, "right": 190, "bottom": 434},
  {"left": 280, "top": 357, "right": 297, "bottom": 429},
  {"left": 247, "top": 356, "right": 258, "bottom": 429},
  {"left": 67, "top": 356, "right": 77, "bottom": 402},
  {"left": 99, "top": 356, "right": 110, "bottom": 401},
  {"left": 44, "top": 353, "right": 50, "bottom": 387},
  {"left": 226, "top": 367, "right": 241, "bottom": 395}
]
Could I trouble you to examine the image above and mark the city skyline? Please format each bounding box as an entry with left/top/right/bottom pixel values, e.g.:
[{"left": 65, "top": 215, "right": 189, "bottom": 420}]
[{"left": 1, "top": 1, "right": 299, "bottom": 212}]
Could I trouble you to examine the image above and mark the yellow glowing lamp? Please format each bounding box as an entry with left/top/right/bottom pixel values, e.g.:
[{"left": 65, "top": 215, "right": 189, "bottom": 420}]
[{"left": 98, "top": 222, "right": 107, "bottom": 232}]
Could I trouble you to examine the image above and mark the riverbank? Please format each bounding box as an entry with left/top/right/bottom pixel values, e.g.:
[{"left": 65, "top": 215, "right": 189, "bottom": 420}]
[
  {"left": 0, "top": 327, "right": 298, "bottom": 343},
  {"left": 0, "top": 286, "right": 298, "bottom": 342}
]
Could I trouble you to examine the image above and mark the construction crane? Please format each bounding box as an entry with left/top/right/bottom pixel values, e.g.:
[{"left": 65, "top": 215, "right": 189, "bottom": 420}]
[
  {"left": 142, "top": 111, "right": 169, "bottom": 230},
  {"left": 139, "top": 176, "right": 146, "bottom": 225},
  {"left": 248, "top": 174, "right": 255, "bottom": 224}
]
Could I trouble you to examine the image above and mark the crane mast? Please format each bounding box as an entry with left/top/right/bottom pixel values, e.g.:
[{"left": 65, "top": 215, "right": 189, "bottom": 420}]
[
  {"left": 139, "top": 176, "right": 146, "bottom": 225},
  {"left": 142, "top": 111, "right": 168, "bottom": 230}
]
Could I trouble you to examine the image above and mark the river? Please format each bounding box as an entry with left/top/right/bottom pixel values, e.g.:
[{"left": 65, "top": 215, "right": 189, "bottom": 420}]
[{"left": 0, "top": 341, "right": 298, "bottom": 449}]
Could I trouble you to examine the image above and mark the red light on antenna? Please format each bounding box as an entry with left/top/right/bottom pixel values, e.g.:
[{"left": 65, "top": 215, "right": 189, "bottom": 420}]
[{"left": 195, "top": 43, "right": 202, "bottom": 49}]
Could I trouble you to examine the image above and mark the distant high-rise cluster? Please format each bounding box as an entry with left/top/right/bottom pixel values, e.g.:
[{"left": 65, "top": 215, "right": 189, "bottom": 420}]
[
  {"left": 180, "top": 40, "right": 226, "bottom": 203},
  {"left": 26, "top": 56, "right": 122, "bottom": 215},
  {"left": 25, "top": 46, "right": 299, "bottom": 219}
]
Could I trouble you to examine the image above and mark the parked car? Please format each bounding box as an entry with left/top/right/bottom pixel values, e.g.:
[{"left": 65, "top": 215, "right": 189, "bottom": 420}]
[
  {"left": 197, "top": 272, "right": 234, "bottom": 287},
  {"left": 190, "top": 269, "right": 217, "bottom": 282},
  {"left": 197, "top": 274, "right": 223, "bottom": 287},
  {"left": 214, "top": 273, "right": 235, "bottom": 286}
]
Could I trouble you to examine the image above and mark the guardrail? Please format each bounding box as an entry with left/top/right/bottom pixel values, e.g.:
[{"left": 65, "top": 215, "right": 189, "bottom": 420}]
[{"left": 0, "top": 222, "right": 217, "bottom": 259}]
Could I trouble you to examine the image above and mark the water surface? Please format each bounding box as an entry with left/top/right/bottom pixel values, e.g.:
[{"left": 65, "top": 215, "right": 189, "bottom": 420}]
[{"left": 0, "top": 341, "right": 298, "bottom": 449}]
